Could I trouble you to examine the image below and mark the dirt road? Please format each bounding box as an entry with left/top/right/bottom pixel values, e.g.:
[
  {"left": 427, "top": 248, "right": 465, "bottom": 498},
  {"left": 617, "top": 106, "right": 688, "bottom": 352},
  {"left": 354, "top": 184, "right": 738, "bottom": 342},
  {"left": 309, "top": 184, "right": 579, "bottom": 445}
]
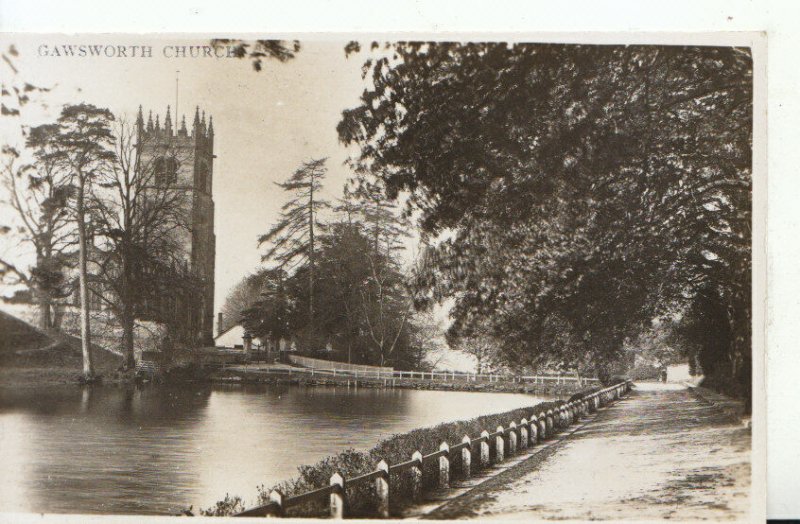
[{"left": 427, "top": 383, "right": 751, "bottom": 521}]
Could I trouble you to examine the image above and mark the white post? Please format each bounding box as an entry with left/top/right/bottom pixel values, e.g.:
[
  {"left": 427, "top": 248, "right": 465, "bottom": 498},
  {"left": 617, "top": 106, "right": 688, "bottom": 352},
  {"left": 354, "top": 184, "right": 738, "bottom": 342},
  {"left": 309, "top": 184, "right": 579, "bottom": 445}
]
[
  {"left": 375, "top": 460, "right": 389, "bottom": 518},
  {"left": 519, "top": 419, "right": 529, "bottom": 450},
  {"left": 495, "top": 426, "right": 505, "bottom": 463},
  {"left": 508, "top": 422, "right": 518, "bottom": 455},
  {"left": 529, "top": 416, "right": 539, "bottom": 444},
  {"left": 538, "top": 414, "right": 546, "bottom": 440},
  {"left": 329, "top": 472, "right": 345, "bottom": 519},
  {"left": 480, "top": 430, "right": 490, "bottom": 468},
  {"left": 461, "top": 435, "right": 472, "bottom": 478},
  {"left": 410, "top": 451, "right": 423, "bottom": 502},
  {"left": 438, "top": 442, "right": 450, "bottom": 489}
]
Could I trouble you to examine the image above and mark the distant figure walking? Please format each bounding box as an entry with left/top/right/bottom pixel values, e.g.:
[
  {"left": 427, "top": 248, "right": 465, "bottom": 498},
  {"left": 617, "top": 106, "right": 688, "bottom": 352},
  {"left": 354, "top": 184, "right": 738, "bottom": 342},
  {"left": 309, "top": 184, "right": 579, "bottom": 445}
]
[{"left": 660, "top": 368, "right": 668, "bottom": 383}]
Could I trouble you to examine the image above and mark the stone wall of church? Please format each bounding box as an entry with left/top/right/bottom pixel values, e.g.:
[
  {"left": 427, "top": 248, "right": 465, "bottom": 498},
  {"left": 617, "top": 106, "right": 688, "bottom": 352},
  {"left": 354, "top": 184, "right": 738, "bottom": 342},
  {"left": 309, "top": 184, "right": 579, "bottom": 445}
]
[{"left": 136, "top": 106, "right": 216, "bottom": 345}]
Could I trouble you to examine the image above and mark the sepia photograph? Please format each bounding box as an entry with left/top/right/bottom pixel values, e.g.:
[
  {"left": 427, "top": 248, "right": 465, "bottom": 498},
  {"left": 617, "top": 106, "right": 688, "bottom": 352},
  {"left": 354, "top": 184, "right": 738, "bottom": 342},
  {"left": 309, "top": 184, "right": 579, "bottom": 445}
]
[{"left": 0, "top": 32, "right": 764, "bottom": 521}]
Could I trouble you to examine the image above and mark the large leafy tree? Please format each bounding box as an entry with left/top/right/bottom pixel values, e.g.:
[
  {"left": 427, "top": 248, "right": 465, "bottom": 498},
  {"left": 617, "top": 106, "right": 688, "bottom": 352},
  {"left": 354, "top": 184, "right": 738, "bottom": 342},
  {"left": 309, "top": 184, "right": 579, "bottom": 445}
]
[
  {"left": 89, "top": 115, "right": 191, "bottom": 369},
  {"left": 244, "top": 220, "right": 424, "bottom": 368},
  {"left": 221, "top": 271, "right": 269, "bottom": 333},
  {"left": 302, "top": 222, "right": 373, "bottom": 360},
  {"left": 339, "top": 43, "right": 752, "bottom": 388},
  {"left": 1, "top": 134, "right": 75, "bottom": 330},
  {"left": 240, "top": 268, "right": 292, "bottom": 349},
  {"left": 293, "top": 221, "right": 417, "bottom": 367},
  {"left": 1, "top": 43, "right": 66, "bottom": 329}
]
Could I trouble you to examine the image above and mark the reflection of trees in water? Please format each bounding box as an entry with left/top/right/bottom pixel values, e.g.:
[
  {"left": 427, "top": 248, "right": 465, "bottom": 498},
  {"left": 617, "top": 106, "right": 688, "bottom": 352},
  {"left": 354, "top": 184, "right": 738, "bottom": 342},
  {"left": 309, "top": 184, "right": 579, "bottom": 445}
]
[
  {"left": 211, "top": 383, "right": 416, "bottom": 419},
  {"left": 119, "top": 384, "right": 213, "bottom": 426},
  {"left": 0, "top": 384, "right": 215, "bottom": 515},
  {"left": 0, "top": 384, "right": 213, "bottom": 427}
]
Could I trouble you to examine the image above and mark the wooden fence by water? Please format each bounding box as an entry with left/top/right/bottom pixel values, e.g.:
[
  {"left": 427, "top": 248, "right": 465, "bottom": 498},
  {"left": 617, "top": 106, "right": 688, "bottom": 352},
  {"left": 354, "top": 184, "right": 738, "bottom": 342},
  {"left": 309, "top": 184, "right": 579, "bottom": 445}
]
[{"left": 225, "top": 362, "right": 601, "bottom": 387}]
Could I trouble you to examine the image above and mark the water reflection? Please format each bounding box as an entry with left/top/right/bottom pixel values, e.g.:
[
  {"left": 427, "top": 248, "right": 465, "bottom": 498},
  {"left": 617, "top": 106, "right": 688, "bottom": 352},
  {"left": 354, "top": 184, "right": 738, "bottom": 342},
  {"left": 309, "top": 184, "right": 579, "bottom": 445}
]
[
  {"left": 0, "top": 384, "right": 550, "bottom": 515},
  {"left": 1, "top": 385, "right": 212, "bottom": 515}
]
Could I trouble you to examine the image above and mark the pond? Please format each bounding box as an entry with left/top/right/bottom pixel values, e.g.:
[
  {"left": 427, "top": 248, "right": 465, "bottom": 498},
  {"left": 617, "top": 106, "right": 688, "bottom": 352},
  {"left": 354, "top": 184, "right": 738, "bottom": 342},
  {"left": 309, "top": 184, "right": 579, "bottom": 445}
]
[{"left": 0, "top": 383, "right": 554, "bottom": 515}]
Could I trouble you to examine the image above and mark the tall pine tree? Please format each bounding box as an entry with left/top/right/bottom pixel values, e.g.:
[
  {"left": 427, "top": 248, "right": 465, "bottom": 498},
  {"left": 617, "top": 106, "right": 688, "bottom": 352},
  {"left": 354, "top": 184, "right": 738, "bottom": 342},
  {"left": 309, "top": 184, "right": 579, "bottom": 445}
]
[{"left": 258, "top": 158, "right": 330, "bottom": 329}]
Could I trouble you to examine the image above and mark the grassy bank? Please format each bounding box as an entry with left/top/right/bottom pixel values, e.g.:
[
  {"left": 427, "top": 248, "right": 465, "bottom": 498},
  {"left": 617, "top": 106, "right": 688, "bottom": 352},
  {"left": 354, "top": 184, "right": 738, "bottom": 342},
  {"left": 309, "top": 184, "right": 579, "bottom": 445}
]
[
  {"left": 0, "top": 309, "right": 123, "bottom": 387},
  {"left": 201, "top": 387, "right": 598, "bottom": 518}
]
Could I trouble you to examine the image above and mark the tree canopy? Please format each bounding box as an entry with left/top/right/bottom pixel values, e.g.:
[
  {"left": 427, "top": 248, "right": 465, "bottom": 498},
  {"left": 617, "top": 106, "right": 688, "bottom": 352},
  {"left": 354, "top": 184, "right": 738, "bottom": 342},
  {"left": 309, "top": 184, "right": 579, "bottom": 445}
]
[
  {"left": 243, "top": 220, "right": 424, "bottom": 369},
  {"left": 338, "top": 43, "right": 752, "bottom": 388}
]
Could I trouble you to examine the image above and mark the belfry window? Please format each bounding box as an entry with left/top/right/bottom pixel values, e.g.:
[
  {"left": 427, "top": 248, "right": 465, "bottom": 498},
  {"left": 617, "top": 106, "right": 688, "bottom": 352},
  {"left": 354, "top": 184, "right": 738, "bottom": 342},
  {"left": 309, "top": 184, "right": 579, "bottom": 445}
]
[{"left": 154, "top": 156, "right": 178, "bottom": 186}]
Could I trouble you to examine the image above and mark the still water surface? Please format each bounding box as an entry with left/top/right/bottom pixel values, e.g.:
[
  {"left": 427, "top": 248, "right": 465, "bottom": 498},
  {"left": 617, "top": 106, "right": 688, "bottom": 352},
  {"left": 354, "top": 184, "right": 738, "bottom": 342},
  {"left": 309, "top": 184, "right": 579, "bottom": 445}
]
[{"left": 0, "top": 384, "right": 550, "bottom": 515}]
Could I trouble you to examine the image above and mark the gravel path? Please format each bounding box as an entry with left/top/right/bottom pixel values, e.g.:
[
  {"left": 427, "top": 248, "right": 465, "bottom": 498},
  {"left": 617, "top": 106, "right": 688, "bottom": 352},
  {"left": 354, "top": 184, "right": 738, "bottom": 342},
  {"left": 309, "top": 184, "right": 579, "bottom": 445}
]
[{"left": 426, "top": 383, "right": 751, "bottom": 521}]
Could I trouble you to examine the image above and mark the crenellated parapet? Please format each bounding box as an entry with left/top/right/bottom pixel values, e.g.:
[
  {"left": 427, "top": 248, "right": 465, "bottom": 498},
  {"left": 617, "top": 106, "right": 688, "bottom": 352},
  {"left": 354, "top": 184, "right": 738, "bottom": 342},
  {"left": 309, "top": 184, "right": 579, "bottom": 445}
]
[{"left": 136, "top": 105, "right": 214, "bottom": 146}]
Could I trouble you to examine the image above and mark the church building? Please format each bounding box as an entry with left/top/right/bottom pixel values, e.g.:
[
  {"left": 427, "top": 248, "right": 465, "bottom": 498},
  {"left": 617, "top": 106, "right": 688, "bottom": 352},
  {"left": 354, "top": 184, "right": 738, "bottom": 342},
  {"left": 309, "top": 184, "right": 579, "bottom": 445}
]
[{"left": 134, "top": 105, "right": 217, "bottom": 345}]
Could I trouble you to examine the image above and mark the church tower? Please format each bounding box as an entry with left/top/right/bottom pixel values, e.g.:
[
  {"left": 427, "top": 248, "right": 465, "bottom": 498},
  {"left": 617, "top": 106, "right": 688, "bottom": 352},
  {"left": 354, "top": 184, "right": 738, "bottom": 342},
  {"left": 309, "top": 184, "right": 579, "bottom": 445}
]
[{"left": 136, "top": 105, "right": 216, "bottom": 345}]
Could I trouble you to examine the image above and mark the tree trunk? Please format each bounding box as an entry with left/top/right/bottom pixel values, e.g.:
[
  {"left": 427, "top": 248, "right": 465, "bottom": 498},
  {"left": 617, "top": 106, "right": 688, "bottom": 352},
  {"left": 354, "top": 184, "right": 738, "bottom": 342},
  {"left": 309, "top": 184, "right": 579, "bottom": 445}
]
[
  {"left": 121, "top": 313, "right": 135, "bottom": 370},
  {"left": 34, "top": 251, "right": 53, "bottom": 330},
  {"left": 76, "top": 182, "right": 95, "bottom": 379},
  {"left": 37, "top": 290, "right": 52, "bottom": 331},
  {"left": 52, "top": 302, "right": 64, "bottom": 330},
  {"left": 120, "top": 240, "right": 136, "bottom": 370},
  {"left": 308, "top": 177, "right": 315, "bottom": 329}
]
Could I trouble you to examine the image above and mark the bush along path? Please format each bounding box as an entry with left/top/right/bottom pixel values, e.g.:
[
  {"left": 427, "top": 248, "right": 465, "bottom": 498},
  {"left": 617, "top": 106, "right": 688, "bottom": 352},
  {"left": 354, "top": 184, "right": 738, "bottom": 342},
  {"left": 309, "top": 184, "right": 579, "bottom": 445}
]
[
  {"left": 425, "top": 382, "right": 751, "bottom": 521},
  {"left": 199, "top": 381, "right": 631, "bottom": 518}
]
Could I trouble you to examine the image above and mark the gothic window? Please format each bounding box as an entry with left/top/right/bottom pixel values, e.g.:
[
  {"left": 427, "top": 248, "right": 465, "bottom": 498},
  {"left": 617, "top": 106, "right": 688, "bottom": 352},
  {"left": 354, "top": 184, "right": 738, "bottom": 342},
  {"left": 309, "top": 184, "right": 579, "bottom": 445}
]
[{"left": 154, "top": 156, "right": 178, "bottom": 186}]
